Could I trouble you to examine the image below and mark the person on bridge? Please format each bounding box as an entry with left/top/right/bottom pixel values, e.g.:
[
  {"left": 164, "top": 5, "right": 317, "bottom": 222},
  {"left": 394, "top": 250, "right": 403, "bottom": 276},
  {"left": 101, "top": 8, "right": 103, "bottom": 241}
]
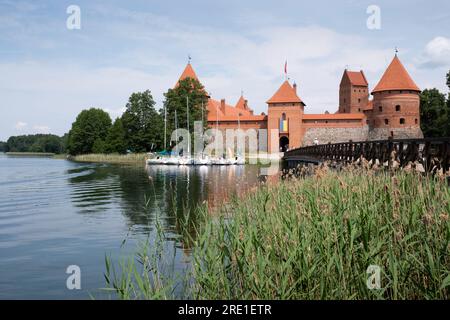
[{"left": 313, "top": 138, "right": 319, "bottom": 146}]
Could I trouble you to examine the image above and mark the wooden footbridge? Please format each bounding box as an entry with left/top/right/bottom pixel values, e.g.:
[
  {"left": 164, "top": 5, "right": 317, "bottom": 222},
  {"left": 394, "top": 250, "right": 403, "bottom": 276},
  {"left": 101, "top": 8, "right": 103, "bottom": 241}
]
[{"left": 283, "top": 138, "right": 450, "bottom": 173}]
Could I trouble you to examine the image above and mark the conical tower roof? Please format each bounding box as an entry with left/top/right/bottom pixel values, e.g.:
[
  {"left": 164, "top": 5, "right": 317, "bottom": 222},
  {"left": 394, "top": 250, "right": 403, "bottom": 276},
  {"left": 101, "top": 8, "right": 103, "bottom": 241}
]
[
  {"left": 266, "top": 81, "right": 304, "bottom": 104},
  {"left": 175, "top": 63, "right": 199, "bottom": 87},
  {"left": 372, "top": 55, "right": 420, "bottom": 94}
]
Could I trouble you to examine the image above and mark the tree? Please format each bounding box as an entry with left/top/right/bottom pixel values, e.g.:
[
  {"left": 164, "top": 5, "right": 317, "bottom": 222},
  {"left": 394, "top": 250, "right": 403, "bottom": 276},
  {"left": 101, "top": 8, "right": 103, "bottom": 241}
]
[
  {"left": 420, "top": 88, "right": 448, "bottom": 137},
  {"left": 163, "top": 78, "right": 209, "bottom": 150},
  {"left": 67, "top": 108, "right": 112, "bottom": 155},
  {"left": 105, "top": 118, "right": 127, "bottom": 154},
  {"left": 121, "top": 90, "right": 163, "bottom": 152},
  {"left": 0, "top": 141, "right": 6, "bottom": 152},
  {"left": 446, "top": 70, "right": 450, "bottom": 91},
  {"left": 4, "top": 134, "right": 65, "bottom": 153},
  {"left": 92, "top": 138, "right": 106, "bottom": 154}
]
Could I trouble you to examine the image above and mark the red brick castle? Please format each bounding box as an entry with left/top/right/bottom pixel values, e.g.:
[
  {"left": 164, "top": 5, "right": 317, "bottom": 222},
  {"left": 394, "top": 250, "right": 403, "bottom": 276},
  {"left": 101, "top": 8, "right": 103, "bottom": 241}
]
[{"left": 175, "top": 54, "right": 423, "bottom": 153}]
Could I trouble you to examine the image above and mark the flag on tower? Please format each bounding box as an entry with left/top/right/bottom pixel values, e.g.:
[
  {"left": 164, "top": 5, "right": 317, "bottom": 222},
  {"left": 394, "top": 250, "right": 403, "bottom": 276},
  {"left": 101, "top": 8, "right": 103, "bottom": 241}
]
[{"left": 284, "top": 60, "right": 287, "bottom": 75}]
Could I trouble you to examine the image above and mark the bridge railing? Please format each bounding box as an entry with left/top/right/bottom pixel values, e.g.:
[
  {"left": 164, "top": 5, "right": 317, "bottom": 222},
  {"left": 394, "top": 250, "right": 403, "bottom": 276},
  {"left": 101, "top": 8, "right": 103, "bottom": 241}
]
[{"left": 283, "top": 137, "right": 450, "bottom": 172}]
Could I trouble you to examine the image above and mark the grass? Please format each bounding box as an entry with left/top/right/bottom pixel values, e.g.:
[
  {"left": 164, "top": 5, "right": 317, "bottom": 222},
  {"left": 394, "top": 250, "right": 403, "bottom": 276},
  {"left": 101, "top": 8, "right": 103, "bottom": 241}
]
[
  {"left": 103, "top": 166, "right": 450, "bottom": 300},
  {"left": 71, "top": 153, "right": 147, "bottom": 165},
  {"left": 6, "top": 152, "right": 56, "bottom": 156}
]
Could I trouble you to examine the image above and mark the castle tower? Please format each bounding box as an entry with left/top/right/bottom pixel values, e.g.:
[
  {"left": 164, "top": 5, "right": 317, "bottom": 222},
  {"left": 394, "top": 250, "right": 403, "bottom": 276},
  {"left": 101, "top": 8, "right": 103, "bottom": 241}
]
[
  {"left": 339, "top": 70, "right": 369, "bottom": 113},
  {"left": 369, "top": 55, "right": 423, "bottom": 139},
  {"left": 267, "top": 81, "right": 305, "bottom": 152}
]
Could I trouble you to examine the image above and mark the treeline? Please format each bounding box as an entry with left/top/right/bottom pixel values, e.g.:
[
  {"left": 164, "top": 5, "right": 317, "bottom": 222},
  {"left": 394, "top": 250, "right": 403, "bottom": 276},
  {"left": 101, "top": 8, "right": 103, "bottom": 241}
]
[
  {"left": 67, "top": 78, "right": 208, "bottom": 155},
  {"left": 3, "top": 134, "right": 67, "bottom": 154},
  {"left": 420, "top": 71, "right": 450, "bottom": 137}
]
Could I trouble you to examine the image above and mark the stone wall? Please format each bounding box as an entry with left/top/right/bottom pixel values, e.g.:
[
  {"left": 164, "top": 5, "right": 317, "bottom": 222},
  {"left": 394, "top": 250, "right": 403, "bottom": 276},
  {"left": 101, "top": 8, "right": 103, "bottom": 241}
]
[
  {"left": 302, "top": 126, "right": 369, "bottom": 146},
  {"left": 367, "top": 127, "right": 424, "bottom": 141}
]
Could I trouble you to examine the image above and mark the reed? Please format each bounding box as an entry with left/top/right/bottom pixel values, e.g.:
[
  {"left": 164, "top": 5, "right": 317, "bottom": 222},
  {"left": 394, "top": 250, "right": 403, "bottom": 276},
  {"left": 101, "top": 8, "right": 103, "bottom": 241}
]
[
  {"left": 104, "top": 167, "right": 450, "bottom": 300},
  {"left": 72, "top": 153, "right": 147, "bottom": 164}
]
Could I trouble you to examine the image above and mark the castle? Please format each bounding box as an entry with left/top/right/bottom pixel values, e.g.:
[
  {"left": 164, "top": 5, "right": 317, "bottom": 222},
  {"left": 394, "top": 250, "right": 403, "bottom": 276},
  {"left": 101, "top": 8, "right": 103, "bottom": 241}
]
[{"left": 176, "top": 54, "right": 423, "bottom": 153}]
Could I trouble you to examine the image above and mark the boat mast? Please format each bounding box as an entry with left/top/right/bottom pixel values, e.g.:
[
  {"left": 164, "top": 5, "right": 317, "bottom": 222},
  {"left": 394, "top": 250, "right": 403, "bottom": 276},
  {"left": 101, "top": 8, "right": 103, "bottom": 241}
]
[
  {"left": 175, "top": 108, "right": 178, "bottom": 154},
  {"left": 186, "top": 96, "right": 190, "bottom": 156},
  {"left": 164, "top": 103, "right": 167, "bottom": 150}
]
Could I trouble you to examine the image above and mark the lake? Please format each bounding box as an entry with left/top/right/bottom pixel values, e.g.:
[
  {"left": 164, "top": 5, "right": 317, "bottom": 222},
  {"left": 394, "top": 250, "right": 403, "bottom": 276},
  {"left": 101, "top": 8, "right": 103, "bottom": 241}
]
[{"left": 0, "top": 153, "right": 265, "bottom": 299}]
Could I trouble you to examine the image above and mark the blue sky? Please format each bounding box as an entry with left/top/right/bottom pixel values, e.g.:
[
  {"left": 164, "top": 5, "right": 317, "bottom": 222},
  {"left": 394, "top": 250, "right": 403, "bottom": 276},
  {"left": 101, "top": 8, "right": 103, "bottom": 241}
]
[{"left": 1, "top": 0, "right": 449, "bottom": 140}]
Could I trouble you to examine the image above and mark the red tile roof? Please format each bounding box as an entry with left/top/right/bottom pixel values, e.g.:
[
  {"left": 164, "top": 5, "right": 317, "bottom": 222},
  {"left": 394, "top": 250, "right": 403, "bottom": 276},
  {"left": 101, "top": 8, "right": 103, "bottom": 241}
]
[
  {"left": 363, "top": 100, "right": 373, "bottom": 111},
  {"left": 345, "top": 70, "right": 368, "bottom": 86},
  {"left": 372, "top": 56, "right": 420, "bottom": 94},
  {"left": 267, "top": 81, "right": 303, "bottom": 104},
  {"left": 207, "top": 98, "right": 254, "bottom": 122},
  {"left": 235, "top": 95, "right": 247, "bottom": 110},
  {"left": 175, "top": 63, "right": 199, "bottom": 86}
]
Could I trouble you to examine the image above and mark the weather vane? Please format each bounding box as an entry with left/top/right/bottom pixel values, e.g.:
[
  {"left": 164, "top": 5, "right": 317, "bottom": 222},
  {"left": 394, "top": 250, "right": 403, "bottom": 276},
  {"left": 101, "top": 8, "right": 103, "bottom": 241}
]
[
  {"left": 395, "top": 47, "right": 399, "bottom": 55},
  {"left": 188, "top": 55, "right": 192, "bottom": 64}
]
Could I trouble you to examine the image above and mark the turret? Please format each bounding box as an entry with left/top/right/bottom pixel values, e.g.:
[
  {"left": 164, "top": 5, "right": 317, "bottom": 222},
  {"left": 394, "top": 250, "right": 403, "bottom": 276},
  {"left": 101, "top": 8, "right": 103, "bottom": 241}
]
[{"left": 369, "top": 55, "right": 423, "bottom": 139}]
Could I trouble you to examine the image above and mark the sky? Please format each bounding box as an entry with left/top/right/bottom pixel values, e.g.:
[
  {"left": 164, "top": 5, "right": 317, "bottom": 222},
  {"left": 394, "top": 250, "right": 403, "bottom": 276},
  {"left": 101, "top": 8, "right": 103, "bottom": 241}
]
[{"left": 0, "top": 0, "right": 449, "bottom": 141}]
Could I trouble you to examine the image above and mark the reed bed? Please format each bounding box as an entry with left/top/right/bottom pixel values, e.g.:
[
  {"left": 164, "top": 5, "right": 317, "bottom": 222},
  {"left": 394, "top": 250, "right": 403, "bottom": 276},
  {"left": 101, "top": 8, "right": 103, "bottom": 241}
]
[
  {"left": 104, "top": 167, "right": 450, "bottom": 300},
  {"left": 72, "top": 153, "right": 147, "bottom": 164}
]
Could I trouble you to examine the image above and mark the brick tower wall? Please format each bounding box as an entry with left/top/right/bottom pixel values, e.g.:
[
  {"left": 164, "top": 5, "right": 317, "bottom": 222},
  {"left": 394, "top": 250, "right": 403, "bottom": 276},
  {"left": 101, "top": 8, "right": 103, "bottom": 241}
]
[
  {"left": 339, "top": 80, "right": 369, "bottom": 113},
  {"left": 368, "top": 90, "right": 423, "bottom": 140}
]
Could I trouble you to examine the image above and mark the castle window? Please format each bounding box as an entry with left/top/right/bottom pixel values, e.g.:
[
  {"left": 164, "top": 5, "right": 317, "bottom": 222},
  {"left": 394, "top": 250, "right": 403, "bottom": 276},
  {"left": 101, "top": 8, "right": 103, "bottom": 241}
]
[
  {"left": 400, "top": 118, "right": 405, "bottom": 125},
  {"left": 358, "top": 108, "right": 361, "bottom": 112},
  {"left": 384, "top": 119, "right": 389, "bottom": 125},
  {"left": 344, "top": 98, "right": 346, "bottom": 103},
  {"left": 358, "top": 98, "right": 361, "bottom": 103},
  {"left": 396, "top": 105, "right": 401, "bottom": 112},
  {"left": 415, "top": 118, "right": 418, "bottom": 125},
  {"left": 379, "top": 106, "right": 383, "bottom": 112}
]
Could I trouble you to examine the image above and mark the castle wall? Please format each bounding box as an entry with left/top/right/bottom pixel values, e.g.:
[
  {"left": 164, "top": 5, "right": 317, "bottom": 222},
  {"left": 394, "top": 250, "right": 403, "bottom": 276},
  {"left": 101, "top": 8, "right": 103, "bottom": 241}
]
[
  {"left": 302, "top": 125, "right": 369, "bottom": 146},
  {"left": 367, "top": 127, "right": 424, "bottom": 141}
]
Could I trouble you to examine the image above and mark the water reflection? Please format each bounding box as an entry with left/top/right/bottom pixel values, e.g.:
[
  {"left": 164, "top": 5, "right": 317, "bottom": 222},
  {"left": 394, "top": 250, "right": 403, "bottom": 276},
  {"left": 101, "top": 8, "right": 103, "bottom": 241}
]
[
  {"left": 0, "top": 153, "right": 272, "bottom": 299},
  {"left": 68, "top": 163, "right": 263, "bottom": 240}
]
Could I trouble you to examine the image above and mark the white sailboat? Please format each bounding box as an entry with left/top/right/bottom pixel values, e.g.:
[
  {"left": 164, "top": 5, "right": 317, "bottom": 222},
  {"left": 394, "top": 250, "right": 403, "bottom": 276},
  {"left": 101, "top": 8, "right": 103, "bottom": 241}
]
[
  {"left": 178, "top": 96, "right": 194, "bottom": 165},
  {"left": 194, "top": 100, "right": 212, "bottom": 165}
]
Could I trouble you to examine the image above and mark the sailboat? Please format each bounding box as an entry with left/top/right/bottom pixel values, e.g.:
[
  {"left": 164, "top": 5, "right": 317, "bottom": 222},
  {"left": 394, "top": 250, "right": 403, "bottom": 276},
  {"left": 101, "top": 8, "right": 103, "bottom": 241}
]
[
  {"left": 194, "top": 100, "right": 212, "bottom": 165},
  {"left": 167, "top": 109, "right": 180, "bottom": 165},
  {"left": 178, "top": 96, "right": 194, "bottom": 165},
  {"left": 234, "top": 112, "right": 245, "bottom": 165}
]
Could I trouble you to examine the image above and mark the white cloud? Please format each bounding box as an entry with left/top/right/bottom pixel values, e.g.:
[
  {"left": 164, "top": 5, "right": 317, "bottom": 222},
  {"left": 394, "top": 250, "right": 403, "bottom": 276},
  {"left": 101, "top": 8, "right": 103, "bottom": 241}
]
[
  {"left": 103, "top": 107, "right": 127, "bottom": 120},
  {"left": 14, "top": 121, "right": 27, "bottom": 130},
  {"left": 418, "top": 36, "right": 450, "bottom": 68},
  {"left": 33, "top": 125, "right": 50, "bottom": 133},
  {"left": 0, "top": 4, "right": 434, "bottom": 140}
]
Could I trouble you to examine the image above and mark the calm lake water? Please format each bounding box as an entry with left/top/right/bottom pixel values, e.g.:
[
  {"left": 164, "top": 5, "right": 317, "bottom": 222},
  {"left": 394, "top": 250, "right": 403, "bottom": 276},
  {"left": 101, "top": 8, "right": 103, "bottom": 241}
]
[{"left": 0, "top": 153, "right": 264, "bottom": 299}]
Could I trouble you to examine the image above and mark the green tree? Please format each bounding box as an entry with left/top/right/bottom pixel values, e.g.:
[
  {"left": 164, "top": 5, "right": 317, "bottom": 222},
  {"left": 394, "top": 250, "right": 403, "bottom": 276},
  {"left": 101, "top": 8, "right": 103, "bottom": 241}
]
[
  {"left": 446, "top": 70, "right": 450, "bottom": 90},
  {"left": 67, "top": 108, "right": 112, "bottom": 155},
  {"left": 420, "top": 88, "right": 448, "bottom": 137},
  {"left": 0, "top": 141, "right": 6, "bottom": 152},
  {"left": 121, "top": 90, "right": 162, "bottom": 152},
  {"left": 92, "top": 138, "right": 106, "bottom": 154},
  {"left": 163, "top": 78, "right": 209, "bottom": 150},
  {"left": 105, "top": 118, "right": 127, "bottom": 154},
  {"left": 5, "top": 134, "right": 65, "bottom": 153}
]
